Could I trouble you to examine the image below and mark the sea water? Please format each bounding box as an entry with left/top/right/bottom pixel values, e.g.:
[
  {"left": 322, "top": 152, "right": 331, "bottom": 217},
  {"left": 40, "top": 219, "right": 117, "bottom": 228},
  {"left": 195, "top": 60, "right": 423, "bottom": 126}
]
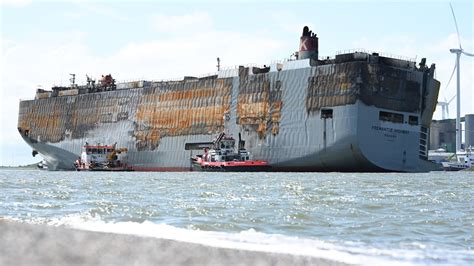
[{"left": 0, "top": 170, "right": 472, "bottom": 265}]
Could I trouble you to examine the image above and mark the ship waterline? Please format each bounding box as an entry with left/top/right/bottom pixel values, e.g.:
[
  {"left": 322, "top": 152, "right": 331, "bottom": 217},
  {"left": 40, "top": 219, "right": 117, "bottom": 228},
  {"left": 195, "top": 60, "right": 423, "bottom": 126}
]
[{"left": 17, "top": 28, "right": 440, "bottom": 172}]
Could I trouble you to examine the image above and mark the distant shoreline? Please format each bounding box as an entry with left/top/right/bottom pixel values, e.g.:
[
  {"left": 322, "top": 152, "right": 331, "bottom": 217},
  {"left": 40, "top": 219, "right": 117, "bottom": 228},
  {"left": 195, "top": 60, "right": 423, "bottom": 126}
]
[
  {"left": 0, "top": 161, "right": 41, "bottom": 170},
  {"left": 0, "top": 220, "right": 348, "bottom": 266},
  {"left": 0, "top": 165, "right": 39, "bottom": 170}
]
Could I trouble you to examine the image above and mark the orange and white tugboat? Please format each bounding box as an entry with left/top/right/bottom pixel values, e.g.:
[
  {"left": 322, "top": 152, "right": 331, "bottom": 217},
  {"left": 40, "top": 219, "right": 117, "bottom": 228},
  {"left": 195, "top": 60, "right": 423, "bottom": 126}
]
[
  {"left": 191, "top": 132, "right": 270, "bottom": 172},
  {"left": 74, "top": 143, "right": 133, "bottom": 171}
]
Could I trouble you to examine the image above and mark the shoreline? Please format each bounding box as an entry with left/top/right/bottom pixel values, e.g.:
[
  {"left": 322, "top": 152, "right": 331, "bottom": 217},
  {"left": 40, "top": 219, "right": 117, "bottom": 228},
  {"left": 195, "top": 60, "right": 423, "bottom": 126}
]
[{"left": 0, "top": 220, "right": 349, "bottom": 266}]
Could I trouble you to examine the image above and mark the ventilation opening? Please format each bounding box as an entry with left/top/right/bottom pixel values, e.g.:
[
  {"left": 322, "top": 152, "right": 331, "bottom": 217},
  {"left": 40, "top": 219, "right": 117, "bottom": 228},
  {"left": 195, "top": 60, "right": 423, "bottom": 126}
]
[
  {"left": 419, "top": 126, "right": 428, "bottom": 160},
  {"left": 321, "top": 109, "right": 333, "bottom": 119},
  {"left": 379, "top": 111, "right": 403, "bottom": 123},
  {"left": 409, "top": 115, "right": 419, "bottom": 125}
]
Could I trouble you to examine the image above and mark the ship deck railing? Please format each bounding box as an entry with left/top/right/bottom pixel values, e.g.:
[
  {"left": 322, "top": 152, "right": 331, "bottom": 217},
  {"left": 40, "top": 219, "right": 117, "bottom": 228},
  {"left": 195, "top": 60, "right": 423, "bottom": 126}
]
[
  {"left": 336, "top": 48, "right": 416, "bottom": 63},
  {"left": 23, "top": 48, "right": 417, "bottom": 101}
]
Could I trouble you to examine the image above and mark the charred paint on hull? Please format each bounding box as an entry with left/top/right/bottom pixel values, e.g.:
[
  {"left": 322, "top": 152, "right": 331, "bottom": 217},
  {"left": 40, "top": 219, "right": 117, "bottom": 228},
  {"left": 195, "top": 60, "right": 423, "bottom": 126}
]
[{"left": 18, "top": 51, "right": 440, "bottom": 172}]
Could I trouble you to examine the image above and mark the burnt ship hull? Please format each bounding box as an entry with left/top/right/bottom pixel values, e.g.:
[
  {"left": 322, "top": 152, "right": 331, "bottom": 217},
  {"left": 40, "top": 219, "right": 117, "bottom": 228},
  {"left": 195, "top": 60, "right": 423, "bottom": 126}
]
[{"left": 18, "top": 52, "right": 440, "bottom": 172}]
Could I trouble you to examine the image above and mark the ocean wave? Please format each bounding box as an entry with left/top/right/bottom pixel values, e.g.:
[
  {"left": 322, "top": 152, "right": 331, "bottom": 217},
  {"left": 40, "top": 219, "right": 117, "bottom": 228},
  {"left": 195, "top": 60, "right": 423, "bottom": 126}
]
[
  {"left": 2, "top": 210, "right": 474, "bottom": 266},
  {"left": 5, "top": 214, "right": 473, "bottom": 265},
  {"left": 50, "top": 214, "right": 388, "bottom": 265}
]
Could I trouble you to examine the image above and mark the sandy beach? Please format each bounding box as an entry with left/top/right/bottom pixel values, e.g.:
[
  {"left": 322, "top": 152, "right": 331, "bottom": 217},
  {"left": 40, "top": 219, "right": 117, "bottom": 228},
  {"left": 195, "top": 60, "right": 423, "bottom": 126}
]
[{"left": 0, "top": 220, "right": 348, "bottom": 266}]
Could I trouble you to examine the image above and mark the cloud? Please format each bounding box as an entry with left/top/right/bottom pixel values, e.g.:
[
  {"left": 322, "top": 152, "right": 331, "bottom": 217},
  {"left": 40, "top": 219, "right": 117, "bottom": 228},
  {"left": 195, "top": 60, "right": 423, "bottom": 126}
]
[
  {"left": 1, "top": 31, "right": 102, "bottom": 165},
  {"left": 110, "top": 29, "right": 284, "bottom": 79},
  {"left": 74, "top": 2, "right": 129, "bottom": 21},
  {"left": 0, "top": 0, "right": 31, "bottom": 7},
  {"left": 0, "top": 13, "right": 287, "bottom": 165},
  {"left": 151, "top": 12, "right": 212, "bottom": 33},
  {"left": 63, "top": 11, "right": 85, "bottom": 19},
  {"left": 2, "top": 8, "right": 472, "bottom": 165},
  {"left": 427, "top": 33, "right": 474, "bottom": 54}
]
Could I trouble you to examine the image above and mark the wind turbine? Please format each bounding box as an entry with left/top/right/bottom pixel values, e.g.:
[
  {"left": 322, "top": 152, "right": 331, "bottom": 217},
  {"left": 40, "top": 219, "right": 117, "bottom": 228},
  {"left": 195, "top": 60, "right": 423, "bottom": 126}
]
[
  {"left": 437, "top": 62, "right": 457, "bottom": 120},
  {"left": 437, "top": 94, "right": 456, "bottom": 119},
  {"left": 449, "top": 3, "right": 474, "bottom": 152}
]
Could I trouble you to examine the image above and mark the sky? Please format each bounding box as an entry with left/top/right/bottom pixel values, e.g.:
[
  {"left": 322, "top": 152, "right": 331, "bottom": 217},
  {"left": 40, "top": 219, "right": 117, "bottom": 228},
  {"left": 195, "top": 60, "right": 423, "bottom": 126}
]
[{"left": 1, "top": 0, "right": 473, "bottom": 166}]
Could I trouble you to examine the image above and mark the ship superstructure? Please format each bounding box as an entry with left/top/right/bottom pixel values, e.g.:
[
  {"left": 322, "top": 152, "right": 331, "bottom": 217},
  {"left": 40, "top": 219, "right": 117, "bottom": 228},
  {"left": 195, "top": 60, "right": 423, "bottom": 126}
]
[{"left": 18, "top": 27, "right": 440, "bottom": 172}]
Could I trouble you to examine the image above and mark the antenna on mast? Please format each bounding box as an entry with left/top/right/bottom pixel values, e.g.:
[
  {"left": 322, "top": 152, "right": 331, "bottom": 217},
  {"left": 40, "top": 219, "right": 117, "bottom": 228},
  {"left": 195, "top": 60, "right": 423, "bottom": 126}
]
[
  {"left": 216, "top": 57, "right": 221, "bottom": 71},
  {"left": 69, "top": 74, "right": 76, "bottom": 88}
]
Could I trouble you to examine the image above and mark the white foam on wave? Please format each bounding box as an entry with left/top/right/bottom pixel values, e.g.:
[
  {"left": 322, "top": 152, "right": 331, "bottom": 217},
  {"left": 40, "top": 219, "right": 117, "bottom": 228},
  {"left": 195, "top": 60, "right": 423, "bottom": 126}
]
[
  {"left": 5, "top": 214, "right": 472, "bottom": 265},
  {"left": 39, "top": 213, "right": 409, "bottom": 266}
]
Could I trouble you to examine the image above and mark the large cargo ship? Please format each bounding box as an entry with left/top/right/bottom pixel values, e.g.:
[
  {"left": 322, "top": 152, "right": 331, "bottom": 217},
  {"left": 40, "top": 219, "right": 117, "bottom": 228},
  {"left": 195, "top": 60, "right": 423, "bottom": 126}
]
[{"left": 18, "top": 27, "right": 440, "bottom": 172}]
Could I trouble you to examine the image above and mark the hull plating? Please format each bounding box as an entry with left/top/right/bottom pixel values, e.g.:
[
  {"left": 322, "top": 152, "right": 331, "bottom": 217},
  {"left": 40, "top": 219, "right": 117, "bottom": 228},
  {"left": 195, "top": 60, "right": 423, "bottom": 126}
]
[{"left": 18, "top": 57, "right": 440, "bottom": 172}]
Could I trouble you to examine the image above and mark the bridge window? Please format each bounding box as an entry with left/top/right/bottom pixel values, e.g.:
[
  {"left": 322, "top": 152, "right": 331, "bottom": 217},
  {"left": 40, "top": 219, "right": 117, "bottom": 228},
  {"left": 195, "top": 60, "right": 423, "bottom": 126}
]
[
  {"left": 321, "top": 109, "right": 333, "bottom": 119},
  {"left": 379, "top": 111, "right": 403, "bottom": 123},
  {"left": 409, "top": 115, "right": 418, "bottom": 125}
]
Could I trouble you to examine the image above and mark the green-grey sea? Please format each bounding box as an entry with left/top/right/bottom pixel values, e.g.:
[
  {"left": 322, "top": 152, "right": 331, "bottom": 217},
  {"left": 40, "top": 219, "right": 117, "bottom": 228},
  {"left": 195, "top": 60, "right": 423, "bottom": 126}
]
[{"left": 1, "top": 170, "right": 472, "bottom": 265}]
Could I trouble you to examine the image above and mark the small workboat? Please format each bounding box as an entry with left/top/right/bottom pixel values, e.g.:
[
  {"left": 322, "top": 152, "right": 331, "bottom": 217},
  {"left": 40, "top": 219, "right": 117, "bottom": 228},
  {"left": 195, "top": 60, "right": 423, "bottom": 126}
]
[
  {"left": 37, "top": 160, "right": 48, "bottom": 170},
  {"left": 441, "top": 148, "right": 474, "bottom": 171},
  {"left": 74, "top": 143, "right": 133, "bottom": 171},
  {"left": 191, "top": 132, "right": 270, "bottom": 172}
]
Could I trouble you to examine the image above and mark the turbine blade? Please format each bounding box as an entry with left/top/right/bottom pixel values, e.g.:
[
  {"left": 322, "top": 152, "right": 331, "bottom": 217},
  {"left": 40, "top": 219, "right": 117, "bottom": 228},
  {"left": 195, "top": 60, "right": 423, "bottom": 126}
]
[
  {"left": 448, "top": 94, "right": 456, "bottom": 104},
  {"left": 450, "top": 3, "right": 462, "bottom": 50},
  {"left": 462, "top": 51, "right": 474, "bottom": 57},
  {"left": 443, "top": 61, "right": 457, "bottom": 92}
]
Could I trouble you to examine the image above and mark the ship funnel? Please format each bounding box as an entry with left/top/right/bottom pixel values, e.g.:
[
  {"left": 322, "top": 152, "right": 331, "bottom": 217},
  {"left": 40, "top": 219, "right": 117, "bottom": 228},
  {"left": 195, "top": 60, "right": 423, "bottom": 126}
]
[{"left": 299, "top": 26, "right": 318, "bottom": 60}]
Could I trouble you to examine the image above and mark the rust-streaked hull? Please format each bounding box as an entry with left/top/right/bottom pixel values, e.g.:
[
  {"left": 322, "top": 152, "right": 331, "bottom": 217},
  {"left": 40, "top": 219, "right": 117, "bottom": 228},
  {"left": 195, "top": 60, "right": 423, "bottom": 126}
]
[{"left": 18, "top": 53, "right": 440, "bottom": 172}]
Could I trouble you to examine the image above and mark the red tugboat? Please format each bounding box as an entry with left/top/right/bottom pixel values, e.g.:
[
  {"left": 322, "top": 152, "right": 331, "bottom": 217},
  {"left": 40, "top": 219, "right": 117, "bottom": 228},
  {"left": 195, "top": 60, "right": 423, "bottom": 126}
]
[
  {"left": 191, "top": 132, "right": 270, "bottom": 172},
  {"left": 74, "top": 143, "right": 134, "bottom": 171}
]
